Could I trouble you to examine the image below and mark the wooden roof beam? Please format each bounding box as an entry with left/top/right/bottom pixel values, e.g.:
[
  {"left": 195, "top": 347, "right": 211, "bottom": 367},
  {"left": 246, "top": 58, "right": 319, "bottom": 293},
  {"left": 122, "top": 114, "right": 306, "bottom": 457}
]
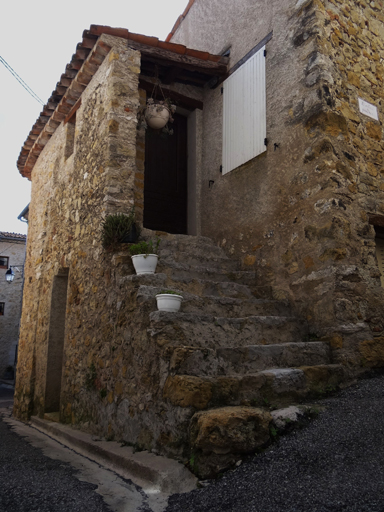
[{"left": 139, "top": 79, "right": 203, "bottom": 110}]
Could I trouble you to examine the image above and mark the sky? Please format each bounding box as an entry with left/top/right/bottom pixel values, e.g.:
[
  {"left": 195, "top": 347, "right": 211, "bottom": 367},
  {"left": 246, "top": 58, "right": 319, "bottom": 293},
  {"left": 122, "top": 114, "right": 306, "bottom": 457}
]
[{"left": 0, "top": 0, "right": 188, "bottom": 235}]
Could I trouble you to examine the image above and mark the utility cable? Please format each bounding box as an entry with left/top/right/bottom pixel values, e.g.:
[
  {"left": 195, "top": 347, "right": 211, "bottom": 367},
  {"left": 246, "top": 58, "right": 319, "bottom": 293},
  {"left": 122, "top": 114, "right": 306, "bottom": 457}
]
[{"left": 0, "top": 55, "right": 44, "bottom": 105}]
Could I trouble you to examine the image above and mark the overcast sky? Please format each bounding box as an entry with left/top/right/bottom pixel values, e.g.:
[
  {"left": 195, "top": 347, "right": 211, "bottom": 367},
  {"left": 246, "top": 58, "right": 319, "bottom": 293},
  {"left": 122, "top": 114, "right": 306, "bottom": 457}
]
[{"left": 0, "top": 0, "right": 188, "bottom": 235}]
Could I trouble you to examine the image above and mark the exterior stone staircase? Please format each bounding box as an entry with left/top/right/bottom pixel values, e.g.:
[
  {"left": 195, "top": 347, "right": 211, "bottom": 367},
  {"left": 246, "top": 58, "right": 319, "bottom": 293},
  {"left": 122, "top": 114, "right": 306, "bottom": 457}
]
[
  {"left": 118, "top": 234, "right": 346, "bottom": 477},
  {"left": 143, "top": 235, "right": 344, "bottom": 402}
]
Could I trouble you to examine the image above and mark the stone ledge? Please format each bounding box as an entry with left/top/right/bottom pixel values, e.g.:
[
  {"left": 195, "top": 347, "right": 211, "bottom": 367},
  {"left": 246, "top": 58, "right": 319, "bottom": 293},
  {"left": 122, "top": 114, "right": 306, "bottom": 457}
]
[{"left": 30, "top": 416, "right": 197, "bottom": 494}]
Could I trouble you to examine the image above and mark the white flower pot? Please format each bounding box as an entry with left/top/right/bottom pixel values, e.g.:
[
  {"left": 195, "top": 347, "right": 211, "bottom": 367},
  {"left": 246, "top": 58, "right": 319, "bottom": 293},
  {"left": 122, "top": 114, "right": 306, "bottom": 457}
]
[
  {"left": 131, "top": 254, "right": 158, "bottom": 275},
  {"left": 156, "top": 294, "right": 183, "bottom": 312},
  {"left": 145, "top": 104, "right": 170, "bottom": 129}
]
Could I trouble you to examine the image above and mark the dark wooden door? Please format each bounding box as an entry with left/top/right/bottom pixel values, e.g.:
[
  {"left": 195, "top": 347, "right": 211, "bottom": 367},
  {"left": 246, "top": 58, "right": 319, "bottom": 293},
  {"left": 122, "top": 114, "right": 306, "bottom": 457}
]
[{"left": 144, "top": 113, "right": 187, "bottom": 234}]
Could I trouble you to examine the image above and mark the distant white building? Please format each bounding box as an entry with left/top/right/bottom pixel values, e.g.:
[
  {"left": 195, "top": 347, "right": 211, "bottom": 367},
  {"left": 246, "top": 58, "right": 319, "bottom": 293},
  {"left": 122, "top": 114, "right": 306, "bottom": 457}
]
[{"left": 0, "top": 232, "right": 26, "bottom": 379}]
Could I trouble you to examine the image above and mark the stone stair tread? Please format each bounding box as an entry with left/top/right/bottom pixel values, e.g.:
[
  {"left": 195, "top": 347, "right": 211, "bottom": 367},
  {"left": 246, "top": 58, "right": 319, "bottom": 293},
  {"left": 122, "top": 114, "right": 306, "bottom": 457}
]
[
  {"left": 162, "top": 276, "right": 255, "bottom": 299},
  {"left": 150, "top": 310, "right": 302, "bottom": 325},
  {"left": 149, "top": 311, "right": 307, "bottom": 349},
  {"left": 156, "top": 259, "right": 256, "bottom": 281},
  {"left": 137, "top": 284, "right": 288, "bottom": 317},
  {"left": 167, "top": 342, "right": 331, "bottom": 376},
  {"left": 163, "top": 364, "right": 345, "bottom": 410}
]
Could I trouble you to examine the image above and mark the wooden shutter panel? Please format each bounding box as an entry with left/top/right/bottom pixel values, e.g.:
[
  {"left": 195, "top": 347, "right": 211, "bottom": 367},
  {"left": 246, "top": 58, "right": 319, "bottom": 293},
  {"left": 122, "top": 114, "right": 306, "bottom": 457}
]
[
  {"left": 376, "top": 238, "right": 384, "bottom": 287},
  {"left": 222, "top": 46, "right": 266, "bottom": 175}
]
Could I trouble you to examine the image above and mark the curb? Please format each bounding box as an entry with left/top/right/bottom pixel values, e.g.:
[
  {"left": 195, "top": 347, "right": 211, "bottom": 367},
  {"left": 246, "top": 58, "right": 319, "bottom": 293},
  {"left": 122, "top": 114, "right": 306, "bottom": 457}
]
[{"left": 30, "top": 416, "right": 197, "bottom": 495}]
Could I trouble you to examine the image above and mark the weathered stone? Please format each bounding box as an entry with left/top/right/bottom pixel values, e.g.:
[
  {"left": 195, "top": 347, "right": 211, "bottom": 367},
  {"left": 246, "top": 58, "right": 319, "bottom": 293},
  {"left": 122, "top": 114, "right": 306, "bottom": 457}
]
[
  {"left": 190, "top": 406, "right": 271, "bottom": 455},
  {"left": 359, "top": 338, "right": 384, "bottom": 367},
  {"left": 366, "top": 122, "right": 382, "bottom": 142},
  {"left": 163, "top": 375, "right": 212, "bottom": 410},
  {"left": 271, "top": 405, "right": 304, "bottom": 430},
  {"left": 13, "top": 0, "right": 384, "bottom": 478}
]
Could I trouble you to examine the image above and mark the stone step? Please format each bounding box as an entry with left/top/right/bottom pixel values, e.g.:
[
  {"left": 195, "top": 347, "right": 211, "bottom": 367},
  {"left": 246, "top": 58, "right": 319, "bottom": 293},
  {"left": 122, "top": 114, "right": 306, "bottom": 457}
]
[
  {"left": 162, "top": 364, "right": 346, "bottom": 410},
  {"left": 149, "top": 311, "right": 307, "bottom": 349},
  {"left": 164, "top": 276, "right": 284, "bottom": 310},
  {"left": 164, "top": 276, "right": 254, "bottom": 300},
  {"left": 166, "top": 342, "right": 331, "bottom": 376},
  {"left": 156, "top": 259, "right": 256, "bottom": 284},
  {"left": 158, "top": 234, "right": 229, "bottom": 259},
  {"left": 158, "top": 255, "right": 239, "bottom": 273},
  {"left": 137, "top": 285, "right": 292, "bottom": 318},
  {"left": 114, "top": 253, "right": 259, "bottom": 290},
  {"left": 156, "top": 234, "right": 240, "bottom": 271}
]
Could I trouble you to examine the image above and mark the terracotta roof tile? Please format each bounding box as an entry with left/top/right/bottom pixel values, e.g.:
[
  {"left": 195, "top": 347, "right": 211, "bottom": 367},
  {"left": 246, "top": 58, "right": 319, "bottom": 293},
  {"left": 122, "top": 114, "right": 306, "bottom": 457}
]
[
  {"left": 166, "top": 0, "right": 196, "bottom": 42},
  {"left": 0, "top": 232, "right": 27, "bottom": 241},
  {"left": 128, "top": 32, "right": 159, "bottom": 47}
]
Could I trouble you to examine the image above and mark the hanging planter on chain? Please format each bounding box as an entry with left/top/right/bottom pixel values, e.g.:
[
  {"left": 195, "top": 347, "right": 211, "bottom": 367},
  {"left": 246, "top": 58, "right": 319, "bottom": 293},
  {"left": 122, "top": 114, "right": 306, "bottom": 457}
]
[
  {"left": 140, "top": 75, "right": 176, "bottom": 134},
  {"left": 145, "top": 98, "right": 172, "bottom": 129}
]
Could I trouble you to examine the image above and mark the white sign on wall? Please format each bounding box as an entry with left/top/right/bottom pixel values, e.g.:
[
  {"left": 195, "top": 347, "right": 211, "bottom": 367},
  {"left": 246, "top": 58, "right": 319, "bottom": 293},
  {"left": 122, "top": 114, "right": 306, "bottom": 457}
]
[{"left": 358, "top": 98, "right": 379, "bottom": 121}]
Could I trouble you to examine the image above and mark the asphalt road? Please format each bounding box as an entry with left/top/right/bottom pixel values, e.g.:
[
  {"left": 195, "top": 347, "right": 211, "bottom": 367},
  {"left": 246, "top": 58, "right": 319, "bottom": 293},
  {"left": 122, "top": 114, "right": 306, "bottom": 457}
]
[
  {"left": 0, "top": 384, "right": 166, "bottom": 512},
  {"left": 166, "top": 372, "right": 384, "bottom": 512},
  {"left": 2, "top": 373, "right": 384, "bottom": 512}
]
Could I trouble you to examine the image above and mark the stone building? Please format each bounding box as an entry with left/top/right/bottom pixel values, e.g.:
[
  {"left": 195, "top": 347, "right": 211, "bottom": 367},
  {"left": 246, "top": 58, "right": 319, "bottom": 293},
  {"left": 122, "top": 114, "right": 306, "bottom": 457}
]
[
  {"left": 14, "top": 0, "right": 384, "bottom": 475},
  {"left": 0, "top": 232, "right": 26, "bottom": 379}
]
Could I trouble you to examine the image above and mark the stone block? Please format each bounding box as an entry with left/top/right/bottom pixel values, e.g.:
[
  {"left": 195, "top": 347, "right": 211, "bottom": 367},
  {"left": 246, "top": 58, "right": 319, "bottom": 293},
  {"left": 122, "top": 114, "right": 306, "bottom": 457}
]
[{"left": 190, "top": 406, "right": 271, "bottom": 455}]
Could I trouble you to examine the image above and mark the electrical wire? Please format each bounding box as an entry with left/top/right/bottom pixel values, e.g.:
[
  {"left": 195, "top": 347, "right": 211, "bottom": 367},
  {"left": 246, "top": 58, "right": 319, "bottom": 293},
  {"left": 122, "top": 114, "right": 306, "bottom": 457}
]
[{"left": 0, "top": 55, "right": 44, "bottom": 105}]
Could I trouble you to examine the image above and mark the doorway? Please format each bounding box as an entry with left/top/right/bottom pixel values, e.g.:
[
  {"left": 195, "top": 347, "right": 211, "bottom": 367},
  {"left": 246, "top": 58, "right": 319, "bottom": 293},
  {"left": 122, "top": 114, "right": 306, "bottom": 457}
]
[
  {"left": 143, "top": 113, "right": 188, "bottom": 234},
  {"left": 44, "top": 269, "right": 69, "bottom": 414}
]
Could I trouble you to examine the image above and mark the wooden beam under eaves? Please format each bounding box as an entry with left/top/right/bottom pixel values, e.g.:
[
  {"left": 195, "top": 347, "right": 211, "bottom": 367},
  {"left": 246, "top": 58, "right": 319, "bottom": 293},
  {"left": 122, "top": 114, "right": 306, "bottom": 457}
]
[
  {"left": 129, "top": 40, "right": 228, "bottom": 76},
  {"left": 139, "top": 79, "right": 203, "bottom": 110}
]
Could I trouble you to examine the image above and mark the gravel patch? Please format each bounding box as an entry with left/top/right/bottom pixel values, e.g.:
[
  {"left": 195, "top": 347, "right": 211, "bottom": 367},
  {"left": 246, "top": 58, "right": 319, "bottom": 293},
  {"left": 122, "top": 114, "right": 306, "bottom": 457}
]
[{"left": 166, "top": 373, "right": 384, "bottom": 512}]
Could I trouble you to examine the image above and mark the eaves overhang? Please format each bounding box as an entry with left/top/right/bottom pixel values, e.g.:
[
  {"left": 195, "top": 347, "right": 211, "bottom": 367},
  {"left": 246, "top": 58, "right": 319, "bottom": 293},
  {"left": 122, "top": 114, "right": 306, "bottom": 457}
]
[{"left": 17, "top": 24, "right": 228, "bottom": 180}]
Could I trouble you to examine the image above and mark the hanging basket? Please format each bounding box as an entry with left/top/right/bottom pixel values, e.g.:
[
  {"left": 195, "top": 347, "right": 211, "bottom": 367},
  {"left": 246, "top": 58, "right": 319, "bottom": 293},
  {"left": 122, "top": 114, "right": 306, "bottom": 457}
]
[{"left": 145, "top": 103, "right": 170, "bottom": 130}]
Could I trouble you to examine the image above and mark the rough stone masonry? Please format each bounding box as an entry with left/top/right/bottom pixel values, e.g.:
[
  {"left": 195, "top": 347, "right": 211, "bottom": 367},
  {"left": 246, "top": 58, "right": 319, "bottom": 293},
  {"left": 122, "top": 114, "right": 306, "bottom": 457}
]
[{"left": 13, "top": 0, "right": 384, "bottom": 474}]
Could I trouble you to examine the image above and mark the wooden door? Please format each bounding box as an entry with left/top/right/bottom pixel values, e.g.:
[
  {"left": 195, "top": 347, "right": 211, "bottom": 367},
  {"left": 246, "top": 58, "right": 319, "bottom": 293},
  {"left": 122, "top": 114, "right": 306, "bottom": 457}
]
[{"left": 144, "top": 113, "right": 188, "bottom": 234}]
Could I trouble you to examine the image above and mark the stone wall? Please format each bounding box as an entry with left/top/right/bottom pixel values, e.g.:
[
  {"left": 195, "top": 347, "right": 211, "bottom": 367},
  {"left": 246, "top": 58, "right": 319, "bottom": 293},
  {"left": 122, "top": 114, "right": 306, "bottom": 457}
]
[
  {"left": 170, "top": 0, "right": 384, "bottom": 365},
  {"left": 14, "top": 0, "right": 384, "bottom": 460},
  {"left": 0, "top": 237, "right": 26, "bottom": 377},
  {"left": 14, "top": 34, "right": 142, "bottom": 420},
  {"left": 290, "top": 0, "right": 384, "bottom": 364}
]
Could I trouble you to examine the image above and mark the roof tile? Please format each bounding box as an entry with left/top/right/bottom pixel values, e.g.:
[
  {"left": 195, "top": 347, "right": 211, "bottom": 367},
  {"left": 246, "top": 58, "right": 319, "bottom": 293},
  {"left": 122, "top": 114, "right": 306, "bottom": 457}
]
[{"left": 0, "top": 232, "right": 27, "bottom": 241}]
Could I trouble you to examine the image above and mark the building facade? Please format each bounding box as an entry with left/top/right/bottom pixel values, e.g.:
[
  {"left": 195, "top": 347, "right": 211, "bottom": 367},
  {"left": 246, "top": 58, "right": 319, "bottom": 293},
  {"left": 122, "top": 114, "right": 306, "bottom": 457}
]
[
  {"left": 0, "top": 232, "right": 26, "bottom": 379},
  {"left": 13, "top": 0, "right": 384, "bottom": 474}
]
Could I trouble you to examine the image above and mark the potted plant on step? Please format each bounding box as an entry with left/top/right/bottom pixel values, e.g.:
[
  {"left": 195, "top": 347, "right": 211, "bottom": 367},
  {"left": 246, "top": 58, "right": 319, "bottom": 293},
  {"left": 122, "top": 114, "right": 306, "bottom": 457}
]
[
  {"left": 156, "top": 290, "right": 183, "bottom": 312},
  {"left": 129, "top": 238, "right": 161, "bottom": 275},
  {"left": 101, "top": 210, "right": 140, "bottom": 252}
]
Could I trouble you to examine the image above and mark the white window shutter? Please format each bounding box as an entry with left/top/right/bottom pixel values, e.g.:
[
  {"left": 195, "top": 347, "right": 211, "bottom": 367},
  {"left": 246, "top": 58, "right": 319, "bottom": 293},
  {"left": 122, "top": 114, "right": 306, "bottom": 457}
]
[{"left": 222, "top": 46, "right": 266, "bottom": 175}]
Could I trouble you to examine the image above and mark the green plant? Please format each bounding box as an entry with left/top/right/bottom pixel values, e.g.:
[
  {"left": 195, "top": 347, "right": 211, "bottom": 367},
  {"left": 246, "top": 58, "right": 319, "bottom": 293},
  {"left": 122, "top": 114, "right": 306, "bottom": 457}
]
[
  {"left": 129, "top": 238, "right": 160, "bottom": 257},
  {"left": 188, "top": 452, "right": 198, "bottom": 474},
  {"left": 85, "top": 363, "right": 97, "bottom": 390},
  {"left": 270, "top": 426, "right": 278, "bottom": 439},
  {"left": 101, "top": 210, "right": 140, "bottom": 252},
  {"left": 159, "top": 289, "right": 181, "bottom": 295}
]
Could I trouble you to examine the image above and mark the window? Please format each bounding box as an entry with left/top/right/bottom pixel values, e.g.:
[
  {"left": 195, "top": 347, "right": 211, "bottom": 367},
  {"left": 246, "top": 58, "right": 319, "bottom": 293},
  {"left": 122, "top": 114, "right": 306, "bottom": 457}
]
[
  {"left": 222, "top": 45, "right": 267, "bottom": 174},
  {"left": 0, "top": 303, "right": 4, "bottom": 316},
  {"left": 0, "top": 256, "right": 9, "bottom": 269}
]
